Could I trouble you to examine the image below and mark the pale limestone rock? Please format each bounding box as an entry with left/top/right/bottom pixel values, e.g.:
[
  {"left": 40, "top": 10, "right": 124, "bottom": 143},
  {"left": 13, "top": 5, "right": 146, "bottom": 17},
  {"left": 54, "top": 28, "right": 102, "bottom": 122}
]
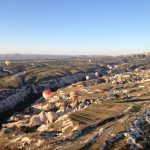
[
  {"left": 59, "top": 102, "right": 67, "bottom": 112},
  {"left": 2, "top": 120, "right": 24, "bottom": 128},
  {"left": 78, "top": 103, "right": 85, "bottom": 110},
  {"left": 57, "top": 110, "right": 64, "bottom": 117},
  {"left": 29, "top": 115, "right": 43, "bottom": 126},
  {"left": 46, "top": 111, "right": 59, "bottom": 123},
  {"left": 35, "top": 139, "right": 44, "bottom": 147},
  {"left": 55, "top": 102, "right": 61, "bottom": 108},
  {"left": 29, "top": 111, "right": 49, "bottom": 126},
  {"left": 31, "top": 103, "right": 43, "bottom": 110},
  {"left": 9, "top": 114, "right": 30, "bottom": 122},
  {"left": 55, "top": 114, "right": 69, "bottom": 123},
  {"left": 37, "top": 124, "right": 49, "bottom": 132},
  {"left": 21, "top": 137, "right": 31, "bottom": 143},
  {"left": 38, "top": 111, "right": 47, "bottom": 122},
  {"left": 42, "top": 102, "right": 55, "bottom": 111}
]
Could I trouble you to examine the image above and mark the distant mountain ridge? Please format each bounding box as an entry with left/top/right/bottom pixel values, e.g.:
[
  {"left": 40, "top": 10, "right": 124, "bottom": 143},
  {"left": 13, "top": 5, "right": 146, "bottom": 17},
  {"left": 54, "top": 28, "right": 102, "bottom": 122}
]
[
  {"left": 0, "top": 54, "right": 76, "bottom": 60},
  {"left": 0, "top": 52, "right": 149, "bottom": 60},
  {"left": 0, "top": 54, "right": 112, "bottom": 61}
]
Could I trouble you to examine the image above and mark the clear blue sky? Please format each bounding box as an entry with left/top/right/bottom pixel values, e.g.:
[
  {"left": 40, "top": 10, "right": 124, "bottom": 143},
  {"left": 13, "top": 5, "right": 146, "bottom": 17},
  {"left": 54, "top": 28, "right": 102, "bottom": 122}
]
[{"left": 0, "top": 0, "right": 150, "bottom": 55}]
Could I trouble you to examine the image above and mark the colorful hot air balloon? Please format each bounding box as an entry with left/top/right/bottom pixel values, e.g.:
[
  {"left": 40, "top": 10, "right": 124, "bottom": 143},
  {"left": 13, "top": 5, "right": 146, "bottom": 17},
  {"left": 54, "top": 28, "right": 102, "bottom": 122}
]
[
  {"left": 42, "top": 89, "right": 53, "bottom": 100},
  {"left": 5, "top": 60, "right": 10, "bottom": 65},
  {"left": 95, "top": 72, "right": 99, "bottom": 78},
  {"left": 86, "top": 75, "right": 90, "bottom": 80},
  {"left": 70, "top": 91, "right": 79, "bottom": 101}
]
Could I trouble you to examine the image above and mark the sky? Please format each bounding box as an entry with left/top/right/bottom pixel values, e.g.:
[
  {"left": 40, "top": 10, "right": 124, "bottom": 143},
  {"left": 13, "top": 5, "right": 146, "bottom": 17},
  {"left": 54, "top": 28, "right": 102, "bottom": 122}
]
[{"left": 0, "top": 0, "right": 150, "bottom": 55}]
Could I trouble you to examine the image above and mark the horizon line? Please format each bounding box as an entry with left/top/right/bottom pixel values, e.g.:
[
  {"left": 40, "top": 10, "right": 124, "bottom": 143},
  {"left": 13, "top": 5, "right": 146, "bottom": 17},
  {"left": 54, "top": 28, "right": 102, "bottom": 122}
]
[{"left": 0, "top": 51, "right": 149, "bottom": 57}]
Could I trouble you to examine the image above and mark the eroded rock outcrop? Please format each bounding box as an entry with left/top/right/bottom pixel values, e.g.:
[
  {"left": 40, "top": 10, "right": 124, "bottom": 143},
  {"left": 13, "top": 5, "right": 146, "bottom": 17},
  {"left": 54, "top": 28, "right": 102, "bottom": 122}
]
[{"left": 0, "top": 68, "right": 103, "bottom": 121}]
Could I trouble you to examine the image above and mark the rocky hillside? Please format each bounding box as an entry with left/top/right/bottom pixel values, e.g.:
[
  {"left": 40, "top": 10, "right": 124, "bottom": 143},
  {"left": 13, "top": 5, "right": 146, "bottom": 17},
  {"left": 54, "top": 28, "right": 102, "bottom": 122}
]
[
  {"left": 0, "top": 67, "right": 150, "bottom": 149},
  {"left": 0, "top": 66, "right": 107, "bottom": 121},
  {"left": 0, "top": 55, "right": 150, "bottom": 149}
]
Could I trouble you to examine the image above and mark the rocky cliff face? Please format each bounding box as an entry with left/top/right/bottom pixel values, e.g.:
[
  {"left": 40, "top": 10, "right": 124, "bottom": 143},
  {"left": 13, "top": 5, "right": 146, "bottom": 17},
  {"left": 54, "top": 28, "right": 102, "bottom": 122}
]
[{"left": 0, "top": 86, "right": 40, "bottom": 121}]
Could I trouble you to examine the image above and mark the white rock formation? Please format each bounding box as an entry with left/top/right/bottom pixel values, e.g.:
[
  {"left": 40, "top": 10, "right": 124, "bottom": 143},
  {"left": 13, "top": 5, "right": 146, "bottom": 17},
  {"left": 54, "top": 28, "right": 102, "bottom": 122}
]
[{"left": 45, "top": 111, "right": 59, "bottom": 123}]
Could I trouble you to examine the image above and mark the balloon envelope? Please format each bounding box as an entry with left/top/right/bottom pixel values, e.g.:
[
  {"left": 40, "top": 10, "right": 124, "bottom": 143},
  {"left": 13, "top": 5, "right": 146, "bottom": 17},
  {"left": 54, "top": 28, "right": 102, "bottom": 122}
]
[
  {"left": 70, "top": 91, "right": 79, "bottom": 100},
  {"left": 86, "top": 75, "right": 90, "bottom": 80},
  {"left": 95, "top": 72, "right": 99, "bottom": 77},
  {"left": 42, "top": 90, "right": 53, "bottom": 100},
  {"left": 5, "top": 60, "right": 10, "bottom": 65}
]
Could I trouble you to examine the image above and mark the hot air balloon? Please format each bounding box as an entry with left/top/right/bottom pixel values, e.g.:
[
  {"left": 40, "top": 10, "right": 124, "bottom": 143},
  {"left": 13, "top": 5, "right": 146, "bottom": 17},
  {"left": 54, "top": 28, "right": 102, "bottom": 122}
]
[
  {"left": 5, "top": 60, "right": 10, "bottom": 66},
  {"left": 42, "top": 89, "right": 53, "bottom": 100},
  {"left": 89, "top": 59, "right": 91, "bottom": 63},
  {"left": 107, "top": 65, "right": 113, "bottom": 70},
  {"left": 95, "top": 72, "right": 99, "bottom": 78},
  {"left": 70, "top": 91, "right": 79, "bottom": 101},
  {"left": 86, "top": 75, "right": 90, "bottom": 80}
]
